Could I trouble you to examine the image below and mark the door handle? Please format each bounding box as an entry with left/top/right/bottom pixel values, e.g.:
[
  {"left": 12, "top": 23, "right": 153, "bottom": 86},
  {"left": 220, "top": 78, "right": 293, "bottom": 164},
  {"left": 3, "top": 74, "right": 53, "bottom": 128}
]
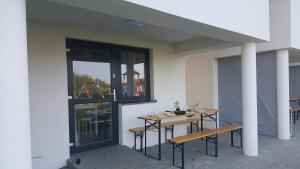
[
  {"left": 113, "top": 89, "right": 116, "bottom": 102},
  {"left": 109, "top": 89, "right": 116, "bottom": 102}
]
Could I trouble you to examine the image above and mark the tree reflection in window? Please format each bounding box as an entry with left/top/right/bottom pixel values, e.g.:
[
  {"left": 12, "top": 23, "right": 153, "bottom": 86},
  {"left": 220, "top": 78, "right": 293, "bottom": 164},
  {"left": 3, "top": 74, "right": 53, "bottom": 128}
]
[{"left": 73, "top": 61, "right": 111, "bottom": 99}]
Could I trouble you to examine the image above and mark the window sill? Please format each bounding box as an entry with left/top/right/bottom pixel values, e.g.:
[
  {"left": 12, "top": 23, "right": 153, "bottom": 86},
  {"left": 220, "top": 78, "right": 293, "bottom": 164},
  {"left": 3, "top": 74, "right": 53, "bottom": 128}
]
[{"left": 120, "top": 100, "right": 157, "bottom": 106}]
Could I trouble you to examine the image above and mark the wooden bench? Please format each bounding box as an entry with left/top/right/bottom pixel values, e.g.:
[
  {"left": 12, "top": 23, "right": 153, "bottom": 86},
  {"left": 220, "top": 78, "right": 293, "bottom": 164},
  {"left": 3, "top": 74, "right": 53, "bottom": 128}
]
[
  {"left": 168, "top": 124, "right": 243, "bottom": 169},
  {"left": 129, "top": 118, "right": 200, "bottom": 152}
]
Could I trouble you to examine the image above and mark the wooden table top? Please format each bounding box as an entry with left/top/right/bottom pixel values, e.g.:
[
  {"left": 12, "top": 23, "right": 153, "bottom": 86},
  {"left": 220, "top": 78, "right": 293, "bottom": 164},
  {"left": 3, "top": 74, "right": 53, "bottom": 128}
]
[{"left": 137, "top": 108, "right": 223, "bottom": 121}]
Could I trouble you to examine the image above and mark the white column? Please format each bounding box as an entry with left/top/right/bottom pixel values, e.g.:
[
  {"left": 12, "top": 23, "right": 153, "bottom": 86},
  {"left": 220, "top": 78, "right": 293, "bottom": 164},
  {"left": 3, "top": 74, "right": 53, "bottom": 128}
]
[
  {"left": 0, "top": 1, "right": 32, "bottom": 169},
  {"left": 276, "top": 49, "right": 290, "bottom": 140},
  {"left": 241, "top": 42, "right": 258, "bottom": 156}
]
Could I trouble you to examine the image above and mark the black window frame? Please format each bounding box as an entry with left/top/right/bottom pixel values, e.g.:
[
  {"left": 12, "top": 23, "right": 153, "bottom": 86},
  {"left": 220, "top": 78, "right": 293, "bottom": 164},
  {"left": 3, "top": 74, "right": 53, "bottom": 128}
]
[{"left": 66, "top": 38, "right": 151, "bottom": 104}]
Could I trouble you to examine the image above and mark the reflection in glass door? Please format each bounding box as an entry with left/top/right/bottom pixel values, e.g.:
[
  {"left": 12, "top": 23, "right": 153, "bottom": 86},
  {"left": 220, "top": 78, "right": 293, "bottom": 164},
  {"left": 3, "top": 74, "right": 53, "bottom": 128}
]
[
  {"left": 74, "top": 102, "right": 112, "bottom": 146},
  {"left": 67, "top": 44, "right": 118, "bottom": 153}
]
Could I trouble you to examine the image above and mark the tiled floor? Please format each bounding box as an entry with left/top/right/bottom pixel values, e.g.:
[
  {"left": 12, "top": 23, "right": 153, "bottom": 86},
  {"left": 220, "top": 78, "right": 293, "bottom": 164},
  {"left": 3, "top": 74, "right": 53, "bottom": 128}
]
[{"left": 69, "top": 123, "right": 300, "bottom": 169}]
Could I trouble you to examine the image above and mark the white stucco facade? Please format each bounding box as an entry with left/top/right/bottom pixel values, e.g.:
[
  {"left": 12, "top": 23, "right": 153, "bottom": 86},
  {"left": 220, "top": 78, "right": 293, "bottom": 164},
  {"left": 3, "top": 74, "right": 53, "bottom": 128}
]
[
  {"left": 0, "top": 1, "right": 32, "bottom": 169},
  {"left": 7, "top": 0, "right": 298, "bottom": 169},
  {"left": 186, "top": 0, "right": 299, "bottom": 150},
  {"left": 186, "top": 0, "right": 300, "bottom": 109},
  {"left": 125, "top": 0, "right": 270, "bottom": 41},
  {"left": 290, "top": 0, "right": 300, "bottom": 50},
  {"left": 27, "top": 20, "right": 187, "bottom": 169}
]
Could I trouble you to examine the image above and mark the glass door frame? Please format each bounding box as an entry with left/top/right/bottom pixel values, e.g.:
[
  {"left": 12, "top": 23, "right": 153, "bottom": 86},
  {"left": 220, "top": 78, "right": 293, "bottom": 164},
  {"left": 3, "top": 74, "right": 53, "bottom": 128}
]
[{"left": 66, "top": 39, "right": 120, "bottom": 154}]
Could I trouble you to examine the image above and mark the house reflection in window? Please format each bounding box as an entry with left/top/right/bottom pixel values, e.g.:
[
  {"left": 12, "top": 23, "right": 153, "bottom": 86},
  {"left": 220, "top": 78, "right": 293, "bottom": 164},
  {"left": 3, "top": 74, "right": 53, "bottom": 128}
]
[{"left": 121, "top": 51, "right": 146, "bottom": 97}]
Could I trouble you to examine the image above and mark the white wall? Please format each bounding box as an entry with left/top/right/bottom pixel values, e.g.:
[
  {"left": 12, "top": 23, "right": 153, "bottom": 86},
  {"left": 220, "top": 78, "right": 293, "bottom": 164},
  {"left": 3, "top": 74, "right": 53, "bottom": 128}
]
[
  {"left": 47, "top": 0, "right": 269, "bottom": 43},
  {"left": 186, "top": 55, "right": 214, "bottom": 107},
  {"left": 290, "top": 0, "right": 300, "bottom": 50},
  {"left": 120, "top": 46, "right": 187, "bottom": 147},
  {"left": 27, "top": 22, "right": 69, "bottom": 169},
  {"left": 125, "top": 0, "right": 270, "bottom": 41},
  {"left": 257, "top": 0, "right": 291, "bottom": 51},
  {"left": 183, "top": 0, "right": 295, "bottom": 59},
  {"left": 27, "top": 20, "right": 186, "bottom": 169},
  {"left": 185, "top": 54, "right": 219, "bottom": 129}
]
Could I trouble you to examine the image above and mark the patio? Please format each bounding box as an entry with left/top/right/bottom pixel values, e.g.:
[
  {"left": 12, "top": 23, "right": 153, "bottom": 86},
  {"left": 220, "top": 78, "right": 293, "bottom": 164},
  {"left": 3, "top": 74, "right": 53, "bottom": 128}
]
[{"left": 68, "top": 122, "right": 300, "bottom": 169}]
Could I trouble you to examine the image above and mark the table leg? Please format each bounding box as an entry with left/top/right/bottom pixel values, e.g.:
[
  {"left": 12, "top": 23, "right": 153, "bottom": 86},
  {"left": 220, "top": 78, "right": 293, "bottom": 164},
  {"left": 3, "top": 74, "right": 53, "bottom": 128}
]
[
  {"left": 158, "top": 120, "right": 161, "bottom": 160},
  {"left": 215, "top": 112, "right": 218, "bottom": 128},
  {"left": 172, "top": 125, "right": 174, "bottom": 138},
  {"left": 95, "top": 115, "right": 98, "bottom": 136},
  {"left": 201, "top": 114, "right": 203, "bottom": 131},
  {"left": 144, "top": 119, "right": 147, "bottom": 156},
  {"left": 294, "top": 110, "right": 296, "bottom": 124}
]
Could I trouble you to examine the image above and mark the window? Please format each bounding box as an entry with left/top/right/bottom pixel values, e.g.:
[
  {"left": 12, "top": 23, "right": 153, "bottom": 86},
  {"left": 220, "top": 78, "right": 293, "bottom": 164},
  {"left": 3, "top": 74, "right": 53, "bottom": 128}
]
[
  {"left": 72, "top": 49, "right": 111, "bottom": 99},
  {"left": 119, "top": 49, "right": 150, "bottom": 103},
  {"left": 66, "top": 38, "right": 151, "bottom": 104},
  {"left": 121, "top": 51, "right": 146, "bottom": 97}
]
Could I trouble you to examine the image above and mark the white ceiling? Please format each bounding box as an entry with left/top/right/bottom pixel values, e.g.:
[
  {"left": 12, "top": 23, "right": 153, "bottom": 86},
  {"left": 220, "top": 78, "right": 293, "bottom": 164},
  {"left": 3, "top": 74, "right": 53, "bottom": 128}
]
[
  {"left": 26, "top": 0, "right": 242, "bottom": 55},
  {"left": 26, "top": 0, "right": 199, "bottom": 43}
]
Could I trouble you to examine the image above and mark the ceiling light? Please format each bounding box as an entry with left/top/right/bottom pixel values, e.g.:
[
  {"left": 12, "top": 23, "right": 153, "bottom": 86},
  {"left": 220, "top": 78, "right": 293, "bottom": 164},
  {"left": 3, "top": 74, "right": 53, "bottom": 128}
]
[{"left": 124, "top": 19, "right": 144, "bottom": 28}]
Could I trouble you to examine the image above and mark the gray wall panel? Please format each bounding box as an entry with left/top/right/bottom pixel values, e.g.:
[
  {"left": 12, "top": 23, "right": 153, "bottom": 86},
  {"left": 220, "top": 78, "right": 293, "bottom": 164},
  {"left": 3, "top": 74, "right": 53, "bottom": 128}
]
[
  {"left": 290, "top": 66, "right": 300, "bottom": 98},
  {"left": 218, "top": 52, "right": 277, "bottom": 137}
]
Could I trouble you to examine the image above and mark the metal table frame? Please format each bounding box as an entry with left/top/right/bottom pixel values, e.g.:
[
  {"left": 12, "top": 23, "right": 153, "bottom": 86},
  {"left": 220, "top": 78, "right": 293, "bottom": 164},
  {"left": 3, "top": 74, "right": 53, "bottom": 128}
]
[
  {"left": 172, "top": 128, "right": 242, "bottom": 169},
  {"left": 144, "top": 119, "right": 162, "bottom": 160},
  {"left": 141, "top": 110, "right": 221, "bottom": 161}
]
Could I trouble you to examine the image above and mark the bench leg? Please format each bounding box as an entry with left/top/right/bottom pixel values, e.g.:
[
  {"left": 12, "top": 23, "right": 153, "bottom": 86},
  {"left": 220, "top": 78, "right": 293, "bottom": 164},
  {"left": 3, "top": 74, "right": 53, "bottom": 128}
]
[
  {"left": 172, "top": 143, "right": 175, "bottom": 166},
  {"left": 134, "top": 132, "right": 137, "bottom": 151},
  {"left": 200, "top": 115, "right": 204, "bottom": 141},
  {"left": 172, "top": 143, "right": 185, "bottom": 169},
  {"left": 140, "top": 132, "right": 144, "bottom": 152},
  {"left": 182, "top": 144, "right": 184, "bottom": 169},
  {"left": 231, "top": 130, "right": 233, "bottom": 147},
  {"left": 231, "top": 129, "right": 243, "bottom": 148},
  {"left": 205, "top": 137, "right": 208, "bottom": 155},
  {"left": 240, "top": 129, "right": 243, "bottom": 148},
  {"left": 190, "top": 122, "right": 193, "bottom": 134},
  {"left": 205, "top": 134, "right": 218, "bottom": 157},
  {"left": 215, "top": 134, "right": 218, "bottom": 157},
  {"left": 133, "top": 131, "right": 144, "bottom": 152}
]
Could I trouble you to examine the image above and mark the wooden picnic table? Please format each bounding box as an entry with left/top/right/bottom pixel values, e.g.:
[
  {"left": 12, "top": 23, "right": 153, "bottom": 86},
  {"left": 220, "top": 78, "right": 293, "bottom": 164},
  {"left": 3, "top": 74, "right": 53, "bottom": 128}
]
[{"left": 137, "top": 108, "right": 223, "bottom": 160}]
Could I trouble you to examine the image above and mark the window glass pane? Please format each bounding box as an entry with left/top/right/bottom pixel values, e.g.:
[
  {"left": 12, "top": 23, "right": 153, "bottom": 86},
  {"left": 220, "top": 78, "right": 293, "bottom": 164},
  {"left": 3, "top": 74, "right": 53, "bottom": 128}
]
[
  {"left": 121, "top": 51, "right": 146, "bottom": 97},
  {"left": 72, "top": 51, "right": 111, "bottom": 99},
  {"left": 74, "top": 102, "right": 113, "bottom": 146}
]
